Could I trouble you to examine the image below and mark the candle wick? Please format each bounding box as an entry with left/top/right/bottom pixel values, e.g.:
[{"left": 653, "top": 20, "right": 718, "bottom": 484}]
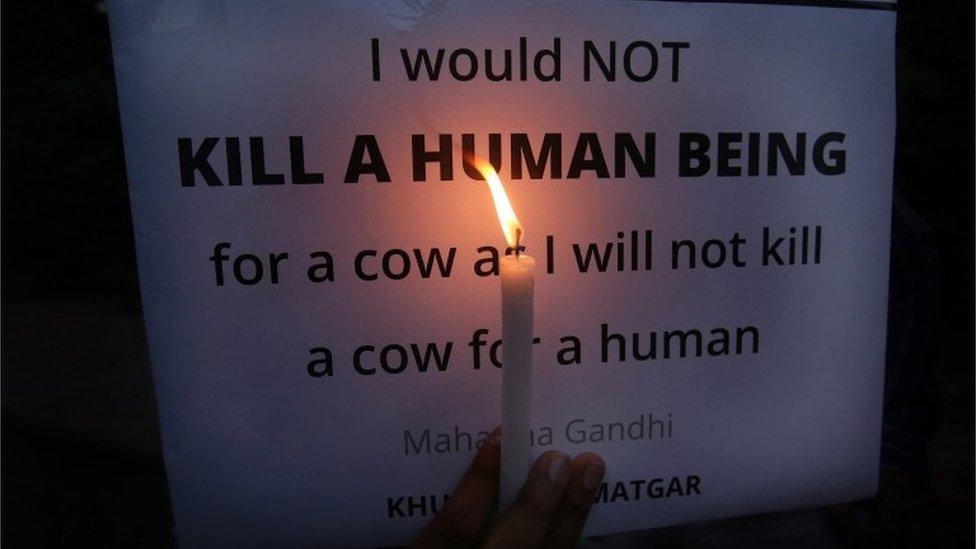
[{"left": 505, "top": 229, "right": 525, "bottom": 257}]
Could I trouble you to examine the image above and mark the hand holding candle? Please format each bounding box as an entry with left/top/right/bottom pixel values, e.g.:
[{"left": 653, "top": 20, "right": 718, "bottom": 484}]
[{"left": 479, "top": 162, "right": 536, "bottom": 511}]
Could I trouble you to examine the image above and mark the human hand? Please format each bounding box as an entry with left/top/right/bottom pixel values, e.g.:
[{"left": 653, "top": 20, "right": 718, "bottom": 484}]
[{"left": 412, "top": 428, "right": 606, "bottom": 548}]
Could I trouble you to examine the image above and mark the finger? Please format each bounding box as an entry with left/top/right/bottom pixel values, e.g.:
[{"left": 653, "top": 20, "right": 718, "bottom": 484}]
[
  {"left": 411, "top": 427, "right": 501, "bottom": 549},
  {"left": 482, "top": 451, "right": 573, "bottom": 549},
  {"left": 541, "top": 453, "right": 606, "bottom": 549}
]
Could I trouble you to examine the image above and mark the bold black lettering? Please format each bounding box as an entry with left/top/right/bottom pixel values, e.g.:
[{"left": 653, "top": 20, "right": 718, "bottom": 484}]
[
  {"left": 289, "top": 136, "right": 324, "bottom": 185},
  {"left": 511, "top": 133, "right": 562, "bottom": 179},
  {"left": 225, "top": 137, "right": 242, "bottom": 185},
  {"left": 568, "top": 133, "right": 609, "bottom": 178},
  {"left": 717, "top": 133, "right": 742, "bottom": 177},
  {"left": 614, "top": 133, "right": 655, "bottom": 177},
  {"left": 250, "top": 137, "right": 284, "bottom": 185},
  {"left": 179, "top": 137, "right": 221, "bottom": 186},
  {"left": 813, "top": 132, "right": 846, "bottom": 175},
  {"left": 344, "top": 135, "right": 391, "bottom": 183},
  {"left": 412, "top": 134, "right": 454, "bottom": 181},
  {"left": 767, "top": 133, "right": 806, "bottom": 176},
  {"left": 679, "top": 133, "right": 710, "bottom": 177}
]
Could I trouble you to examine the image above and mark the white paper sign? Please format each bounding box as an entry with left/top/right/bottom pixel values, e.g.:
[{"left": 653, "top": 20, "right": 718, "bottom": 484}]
[{"left": 108, "top": 1, "right": 895, "bottom": 546}]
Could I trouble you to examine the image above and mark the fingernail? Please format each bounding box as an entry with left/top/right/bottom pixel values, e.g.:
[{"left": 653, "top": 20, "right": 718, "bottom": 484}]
[
  {"left": 582, "top": 461, "right": 606, "bottom": 490},
  {"left": 547, "top": 453, "right": 571, "bottom": 483},
  {"left": 488, "top": 429, "right": 501, "bottom": 446}
]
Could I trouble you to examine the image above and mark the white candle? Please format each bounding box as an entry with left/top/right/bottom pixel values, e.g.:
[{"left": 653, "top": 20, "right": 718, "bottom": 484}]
[
  {"left": 499, "top": 252, "right": 535, "bottom": 510},
  {"left": 477, "top": 161, "right": 536, "bottom": 511}
]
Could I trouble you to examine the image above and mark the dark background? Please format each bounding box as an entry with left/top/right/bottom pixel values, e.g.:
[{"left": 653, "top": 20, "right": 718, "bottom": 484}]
[{"left": 2, "top": 1, "right": 972, "bottom": 547}]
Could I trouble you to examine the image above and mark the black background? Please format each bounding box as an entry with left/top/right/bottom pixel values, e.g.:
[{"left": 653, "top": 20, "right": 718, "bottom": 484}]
[{"left": 2, "top": 1, "right": 972, "bottom": 547}]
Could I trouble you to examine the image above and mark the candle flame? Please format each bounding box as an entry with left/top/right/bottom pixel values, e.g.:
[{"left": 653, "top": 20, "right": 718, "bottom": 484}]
[{"left": 477, "top": 161, "right": 523, "bottom": 248}]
